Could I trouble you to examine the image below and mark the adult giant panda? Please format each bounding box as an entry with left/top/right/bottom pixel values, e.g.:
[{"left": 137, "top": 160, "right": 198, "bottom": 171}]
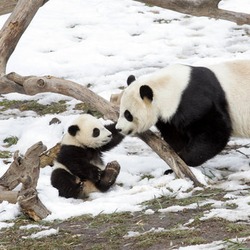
[
  {"left": 51, "top": 114, "right": 124, "bottom": 199},
  {"left": 116, "top": 60, "right": 250, "bottom": 167}
]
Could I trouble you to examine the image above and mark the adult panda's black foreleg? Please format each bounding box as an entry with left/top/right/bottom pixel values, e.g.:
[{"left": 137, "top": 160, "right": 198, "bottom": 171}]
[{"left": 101, "top": 123, "right": 124, "bottom": 152}]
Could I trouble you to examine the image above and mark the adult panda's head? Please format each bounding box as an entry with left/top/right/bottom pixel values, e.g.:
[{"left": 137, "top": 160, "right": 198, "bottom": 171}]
[
  {"left": 62, "top": 114, "right": 112, "bottom": 148},
  {"left": 116, "top": 65, "right": 191, "bottom": 135},
  {"left": 116, "top": 75, "right": 159, "bottom": 135}
]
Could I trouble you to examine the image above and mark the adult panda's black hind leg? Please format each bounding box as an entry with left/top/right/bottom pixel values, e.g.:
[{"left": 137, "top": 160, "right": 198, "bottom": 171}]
[
  {"left": 178, "top": 111, "right": 231, "bottom": 167},
  {"left": 51, "top": 168, "right": 84, "bottom": 199},
  {"left": 178, "top": 136, "right": 227, "bottom": 167}
]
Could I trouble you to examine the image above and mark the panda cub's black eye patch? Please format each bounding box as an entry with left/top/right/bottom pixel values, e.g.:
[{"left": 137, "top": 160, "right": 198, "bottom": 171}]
[
  {"left": 92, "top": 128, "right": 100, "bottom": 137},
  {"left": 124, "top": 110, "right": 133, "bottom": 122}
]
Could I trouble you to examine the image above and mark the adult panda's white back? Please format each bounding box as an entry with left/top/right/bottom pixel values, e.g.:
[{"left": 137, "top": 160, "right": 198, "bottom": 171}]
[{"left": 208, "top": 60, "right": 250, "bottom": 137}]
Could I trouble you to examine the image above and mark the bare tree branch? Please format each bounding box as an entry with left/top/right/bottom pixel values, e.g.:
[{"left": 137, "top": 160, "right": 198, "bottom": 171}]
[
  {"left": 134, "top": 0, "right": 250, "bottom": 25},
  {"left": 0, "top": 0, "right": 17, "bottom": 16},
  {"left": 0, "top": 75, "right": 25, "bottom": 93},
  {"left": 7, "top": 73, "right": 120, "bottom": 121},
  {"left": 0, "top": 0, "right": 49, "bottom": 75},
  {"left": 0, "top": 0, "right": 49, "bottom": 16}
]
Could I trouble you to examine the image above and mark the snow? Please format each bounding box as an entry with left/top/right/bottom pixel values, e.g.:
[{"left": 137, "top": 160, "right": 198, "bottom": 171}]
[
  {"left": 0, "top": 221, "right": 14, "bottom": 230},
  {"left": 0, "top": 0, "right": 250, "bottom": 247},
  {"left": 0, "top": 201, "right": 21, "bottom": 221},
  {"left": 179, "top": 237, "right": 250, "bottom": 250},
  {"left": 22, "top": 228, "right": 59, "bottom": 239}
]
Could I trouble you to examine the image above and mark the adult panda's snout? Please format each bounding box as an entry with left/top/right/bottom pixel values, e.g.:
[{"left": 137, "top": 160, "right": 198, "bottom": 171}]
[
  {"left": 116, "top": 123, "right": 125, "bottom": 134},
  {"left": 115, "top": 123, "right": 122, "bottom": 132},
  {"left": 116, "top": 121, "right": 131, "bottom": 135}
]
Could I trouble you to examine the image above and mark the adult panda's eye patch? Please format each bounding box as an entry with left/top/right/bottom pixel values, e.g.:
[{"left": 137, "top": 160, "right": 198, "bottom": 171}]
[
  {"left": 124, "top": 110, "right": 133, "bottom": 122},
  {"left": 92, "top": 128, "right": 100, "bottom": 137}
]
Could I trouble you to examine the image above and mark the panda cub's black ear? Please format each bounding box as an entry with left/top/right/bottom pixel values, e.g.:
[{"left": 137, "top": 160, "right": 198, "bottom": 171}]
[
  {"left": 68, "top": 125, "right": 80, "bottom": 136},
  {"left": 140, "top": 85, "right": 153, "bottom": 102},
  {"left": 127, "top": 75, "right": 136, "bottom": 86}
]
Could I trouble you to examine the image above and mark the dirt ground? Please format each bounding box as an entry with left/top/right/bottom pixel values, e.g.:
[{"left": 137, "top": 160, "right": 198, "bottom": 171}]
[
  {"left": 57, "top": 209, "right": 250, "bottom": 250},
  {"left": 1, "top": 188, "right": 250, "bottom": 250}
]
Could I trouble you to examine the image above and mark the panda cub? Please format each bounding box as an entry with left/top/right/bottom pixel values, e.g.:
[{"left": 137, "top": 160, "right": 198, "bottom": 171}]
[
  {"left": 116, "top": 60, "right": 250, "bottom": 167},
  {"left": 51, "top": 114, "right": 124, "bottom": 199}
]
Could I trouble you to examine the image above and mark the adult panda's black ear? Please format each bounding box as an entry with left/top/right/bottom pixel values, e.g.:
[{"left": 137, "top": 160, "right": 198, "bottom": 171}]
[
  {"left": 127, "top": 75, "right": 136, "bottom": 86},
  {"left": 68, "top": 125, "right": 80, "bottom": 136},
  {"left": 140, "top": 85, "right": 153, "bottom": 102}
]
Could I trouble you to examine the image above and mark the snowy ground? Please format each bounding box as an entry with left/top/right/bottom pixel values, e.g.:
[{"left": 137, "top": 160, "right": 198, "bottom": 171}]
[{"left": 0, "top": 0, "right": 250, "bottom": 248}]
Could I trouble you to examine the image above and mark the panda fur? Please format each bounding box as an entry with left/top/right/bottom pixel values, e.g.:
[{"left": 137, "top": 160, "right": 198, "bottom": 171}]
[
  {"left": 116, "top": 60, "right": 250, "bottom": 167},
  {"left": 51, "top": 114, "right": 124, "bottom": 199}
]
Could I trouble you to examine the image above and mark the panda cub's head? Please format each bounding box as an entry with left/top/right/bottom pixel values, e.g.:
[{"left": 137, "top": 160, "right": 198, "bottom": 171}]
[
  {"left": 62, "top": 114, "right": 112, "bottom": 148},
  {"left": 116, "top": 75, "right": 158, "bottom": 135}
]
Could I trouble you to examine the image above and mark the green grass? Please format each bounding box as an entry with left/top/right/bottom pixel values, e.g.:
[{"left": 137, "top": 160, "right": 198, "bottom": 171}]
[
  {"left": 0, "top": 99, "right": 67, "bottom": 115},
  {"left": 142, "top": 188, "right": 225, "bottom": 211},
  {"left": 3, "top": 136, "right": 19, "bottom": 147},
  {"left": 0, "top": 98, "right": 104, "bottom": 117},
  {"left": 0, "top": 150, "right": 12, "bottom": 158},
  {"left": 73, "top": 103, "right": 102, "bottom": 118}
]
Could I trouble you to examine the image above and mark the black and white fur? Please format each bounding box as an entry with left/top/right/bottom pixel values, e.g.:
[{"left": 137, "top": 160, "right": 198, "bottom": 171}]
[
  {"left": 51, "top": 114, "right": 124, "bottom": 199},
  {"left": 116, "top": 60, "right": 250, "bottom": 166}
]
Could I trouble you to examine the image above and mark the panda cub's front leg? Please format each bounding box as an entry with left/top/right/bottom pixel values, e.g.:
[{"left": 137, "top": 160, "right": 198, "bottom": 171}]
[
  {"left": 78, "top": 161, "right": 121, "bottom": 198},
  {"left": 95, "top": 161, "right": 121, "bottom": 192}
]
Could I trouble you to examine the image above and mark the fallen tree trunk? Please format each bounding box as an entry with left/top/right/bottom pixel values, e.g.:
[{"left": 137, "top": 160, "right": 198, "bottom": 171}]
[
  {"left": 0, "top": 142, "right": 51, "bottom": 220},
  {"left": 3, "top": 73, "right": 202, "bottom": 187},
  {"left": 1, "top": 0, "right": 249, "bottom": 25},
  {"left": 134, "top": 0, "right": 250, "bottom": 25}
]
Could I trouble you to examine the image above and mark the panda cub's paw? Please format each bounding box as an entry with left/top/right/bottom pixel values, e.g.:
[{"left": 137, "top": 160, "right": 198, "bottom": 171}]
[
  {"left": 89, "top": 168, "right": 102, "bottom": 183},
  {"left": 100, "top": 161, "right": 121, "bottom": 186}
]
